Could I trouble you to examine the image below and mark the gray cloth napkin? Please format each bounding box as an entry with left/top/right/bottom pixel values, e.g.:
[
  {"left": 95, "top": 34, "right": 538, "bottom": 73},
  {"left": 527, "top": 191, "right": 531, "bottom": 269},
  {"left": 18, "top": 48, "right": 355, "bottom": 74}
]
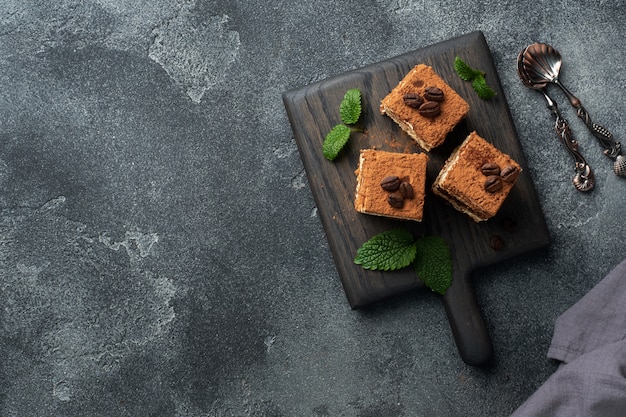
[{"left": 511, "top": 258, "right": 626, "bottom": 417}]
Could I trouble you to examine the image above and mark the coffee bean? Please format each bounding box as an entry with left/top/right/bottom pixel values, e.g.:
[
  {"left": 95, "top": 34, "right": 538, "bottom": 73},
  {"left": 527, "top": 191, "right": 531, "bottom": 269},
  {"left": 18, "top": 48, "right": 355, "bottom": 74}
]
[
  {"left": 484, "top": 175, "right": 503, "bottom": 193},
  {"left": 403, "top": 93, "right": 424, "bottom": 108},
  {"left": 423, "top": 86, "right": 445, "bottom": 102},
  {"left": 380, "top": 175, "right": 401, "bottom": 191},
  {"left": 501, "top": 165, "right": 520, "bottom": 183},
  {"left": 387, "top": 192, "right": 404, "bottom": 208},
  {"left": 399, "top": 182, "right": 414, "bottom": 199},
  {"left": 481, "top": 162, "right": 501, "bottom": 176},
  {"left": 417, "top": 101, "right": 440, "bottom": 118},
  {"left": 489, "top": 235, "right": 504, "bottom": 251}
]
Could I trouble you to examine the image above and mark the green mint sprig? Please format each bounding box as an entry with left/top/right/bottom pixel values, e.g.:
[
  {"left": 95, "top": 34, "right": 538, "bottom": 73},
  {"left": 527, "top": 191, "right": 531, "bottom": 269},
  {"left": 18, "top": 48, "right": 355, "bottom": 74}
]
[
  {"left": 322, "top": 88, "right": 362, "bottom": 161},
  {"left": 453, "top": 56, "right": 496, "bottom": 100},
  {"left": 339, "top": 88, "right": 362, "bottom": 124},
  {"left": 354, "top": 229, "right": 453, "bottom": 295},
  {"left": 414, "top": 236, "right": 453, "bottom": 295},
  {"left": 354, "top": 229, "right": 416, "bottom": 271}
]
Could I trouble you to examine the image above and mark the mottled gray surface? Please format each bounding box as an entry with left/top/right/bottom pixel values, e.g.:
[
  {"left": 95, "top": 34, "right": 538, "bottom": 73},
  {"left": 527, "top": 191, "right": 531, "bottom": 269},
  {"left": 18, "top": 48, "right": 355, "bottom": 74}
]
[{"left": 1, "top": 1, "right": 625, "bottom": 416}]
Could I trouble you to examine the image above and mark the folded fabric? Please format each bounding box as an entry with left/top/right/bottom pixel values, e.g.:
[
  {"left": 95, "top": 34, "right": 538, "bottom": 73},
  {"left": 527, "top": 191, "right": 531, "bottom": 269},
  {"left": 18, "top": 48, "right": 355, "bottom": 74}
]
[{"left": 511, "top": 258, "right": 626, "bottom": 417}]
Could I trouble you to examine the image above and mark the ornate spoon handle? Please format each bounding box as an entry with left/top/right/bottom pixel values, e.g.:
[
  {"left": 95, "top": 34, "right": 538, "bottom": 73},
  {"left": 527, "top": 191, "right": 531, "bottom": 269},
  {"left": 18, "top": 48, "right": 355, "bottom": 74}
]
[
  {"left": 553, "top": 110, "right": 595, "bottom": 192},
  {"left": 554, "top": 80, "right": 623, "bottom": 159},
  {"left": 543, "top": 90, "right": 595, "bottom": 192}
]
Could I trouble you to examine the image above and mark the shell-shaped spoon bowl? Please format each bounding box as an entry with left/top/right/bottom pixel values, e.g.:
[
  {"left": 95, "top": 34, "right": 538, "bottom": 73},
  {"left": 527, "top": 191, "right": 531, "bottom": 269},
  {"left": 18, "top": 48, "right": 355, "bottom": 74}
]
[
  {"left": 520, "top": 43, "right": 562, "bottom": 89},
  {"left": 614, "top": 154, "right": 626, "bottom": 177}
]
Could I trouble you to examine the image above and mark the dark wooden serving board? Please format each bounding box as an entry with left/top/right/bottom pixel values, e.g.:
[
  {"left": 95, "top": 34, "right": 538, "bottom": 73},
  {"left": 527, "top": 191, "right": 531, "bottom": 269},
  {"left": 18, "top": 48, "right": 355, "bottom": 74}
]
[{"left": 282, "top": 31, "right": 550, "bottom": 366}]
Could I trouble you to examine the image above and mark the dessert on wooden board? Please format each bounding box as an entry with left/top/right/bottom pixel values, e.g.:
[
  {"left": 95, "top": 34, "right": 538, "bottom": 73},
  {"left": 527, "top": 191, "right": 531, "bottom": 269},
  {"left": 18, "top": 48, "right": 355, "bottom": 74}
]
[
  {"left": 432, "top": 131, "right": 521, "bottom": 222},
  {"left": 380, "top": 64, "right": 470, "bottom": 151},
  {"left": 282, "top": 32, "right": 549, "bottom": 367},
  {"left": 354, "top": 149, "right": 429, "bottom": 222},
  {"left": 360, "top": 63, "right": 519, "bottom": 224}
]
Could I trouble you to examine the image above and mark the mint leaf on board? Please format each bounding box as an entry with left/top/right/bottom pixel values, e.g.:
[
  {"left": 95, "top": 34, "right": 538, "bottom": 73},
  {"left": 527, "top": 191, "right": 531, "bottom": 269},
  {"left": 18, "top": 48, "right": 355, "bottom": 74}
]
[
  {"left": 472, "top": 76, "right": 497, "bottom": 100},
  {"left": 339, "top": 88, "right": 362, "bottom": 125},
  {"left": 354, "top": 231, "right": 454, "bottom": 295},
  {"left": 322, "top": 88, "right": 363, "bottom": 161},
  {"left": 414, "top": 236, "right": 453, "bottom": 295},
  {"left": 453, "top": 56, "right": 496, "bottom": 100},
  {"left": 354, "top": 229, "right": 417, "bottom": 271},
  {"left": 322, "top": 124, "right": 351, "bottom": 161},
  {"left": 453, "top": 56, "right": 484, "bottom": 81}
]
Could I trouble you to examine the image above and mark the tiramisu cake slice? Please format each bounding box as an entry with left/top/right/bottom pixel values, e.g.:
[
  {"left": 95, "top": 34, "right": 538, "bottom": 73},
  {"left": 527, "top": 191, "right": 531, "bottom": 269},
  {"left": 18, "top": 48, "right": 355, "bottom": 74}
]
[
  {"left": 355, "top": 149, "right": 428, "bottom": 222},
  {"left": 380, "top": 64, "right": 470, "bottom": 151},
  {"left": 432, "top": 131, "right": 521, "bottom": 222}
]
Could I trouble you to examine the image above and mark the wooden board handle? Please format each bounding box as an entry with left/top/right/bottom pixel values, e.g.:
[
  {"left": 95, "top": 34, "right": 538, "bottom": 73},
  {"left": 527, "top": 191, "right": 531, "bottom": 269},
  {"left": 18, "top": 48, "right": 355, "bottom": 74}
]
[{"left": 442, "top": 268, "right": 493, "bottom": 366}]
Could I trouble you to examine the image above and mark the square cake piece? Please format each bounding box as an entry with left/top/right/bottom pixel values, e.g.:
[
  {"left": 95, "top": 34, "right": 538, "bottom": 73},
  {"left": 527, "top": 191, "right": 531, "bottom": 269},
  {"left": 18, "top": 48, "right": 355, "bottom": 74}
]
[
  {"left": 355, "top": 149, "right": 429, "bottom": 222},
  {"left": 432, "top": 131, "right": 521, "bottom": 222},
  {"left": 380, "top": 64, "right": 470, "bottom": 151}
]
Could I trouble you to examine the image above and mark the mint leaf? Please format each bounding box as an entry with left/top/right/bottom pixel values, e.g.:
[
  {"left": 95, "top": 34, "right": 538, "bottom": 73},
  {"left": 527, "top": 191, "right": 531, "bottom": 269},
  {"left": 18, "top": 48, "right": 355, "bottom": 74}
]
[
  {"left": 453, "top": 56, "right": 483, "bottom": 81},
  {"left": 322, "top": 124, "right": 351, "bottom": 161},
  {"left": 323, "top": 88, "right": 362, "bottom": 162},
  {"left": 414, "top": 236, "right": 453, "bottom": 295},
  {"left": 355, "top": 229, "right": 453, "bottom": 294},
  {"left": 354, "top": 229, "right": 417, "bottom": 271},
  {"left": 453, "top": 56, "right": 496, "bottom": 101},
  {"left": 340, "top": 88, "right": 362, "bottom": 125},
  {"left": 472, "top": 76, "right": 497, "bottom": 100}
]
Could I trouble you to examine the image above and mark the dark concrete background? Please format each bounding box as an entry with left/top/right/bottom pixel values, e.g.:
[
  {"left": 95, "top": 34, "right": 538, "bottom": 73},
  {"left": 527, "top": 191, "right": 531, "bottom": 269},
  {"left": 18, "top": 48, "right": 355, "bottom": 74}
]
[{"left": 1, "top": 1, "right": 625, "bottom": 416}]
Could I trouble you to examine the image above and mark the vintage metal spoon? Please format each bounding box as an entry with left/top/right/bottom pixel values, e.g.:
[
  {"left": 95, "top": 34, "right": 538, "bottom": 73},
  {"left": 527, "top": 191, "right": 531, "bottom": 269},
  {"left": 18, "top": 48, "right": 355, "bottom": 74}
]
[
  {"left": 520, "top": 42, "right": 626, "bottom": 177},
  {"left": 517, "top": 50, "right": 595, "bottom": 192}
]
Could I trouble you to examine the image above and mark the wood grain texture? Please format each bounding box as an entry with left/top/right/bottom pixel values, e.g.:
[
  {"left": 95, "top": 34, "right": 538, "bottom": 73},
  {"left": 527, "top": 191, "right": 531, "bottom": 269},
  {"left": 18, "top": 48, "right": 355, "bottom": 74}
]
[{"left": 282, "top": 31, "right": 550, "bottom": 366}]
